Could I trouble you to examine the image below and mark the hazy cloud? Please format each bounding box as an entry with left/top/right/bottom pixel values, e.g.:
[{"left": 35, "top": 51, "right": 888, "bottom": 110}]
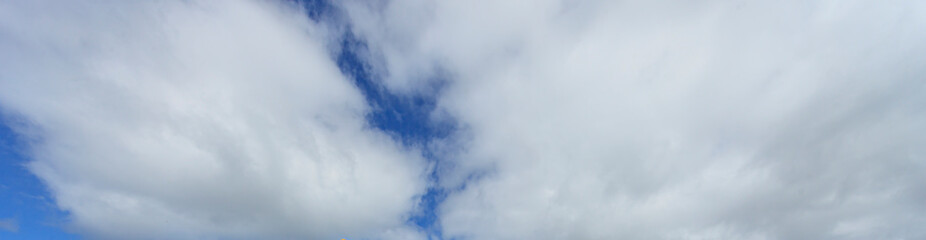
[
  {"left": 342, "top": 0, "right": 926, "bottom": 239},
  {"left": 3, "top": 0, "right": 926, "bottom": 239},
  {"left": 0, "top": 1, "right": 426, "bottom": 239},
  {"left": 0, "top": 218, "right": 17, "bottom": 233}
]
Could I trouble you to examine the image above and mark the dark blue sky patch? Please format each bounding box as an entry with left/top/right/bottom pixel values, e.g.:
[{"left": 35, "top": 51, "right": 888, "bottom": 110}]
[
  {"left": 336, "top": 28, "right": 454, "bottom": 240},
  {"left": 291, "top": 0, "right": 330, "bottom": 21},
  {"left": 336, "top": 31, "right": 455, "bottom": 146},
  {"left": 311, "top": 6, "right": 457, "bottom": 240},
  {"left": 297, "top": 1, "right": 457, "bottom": 238}
]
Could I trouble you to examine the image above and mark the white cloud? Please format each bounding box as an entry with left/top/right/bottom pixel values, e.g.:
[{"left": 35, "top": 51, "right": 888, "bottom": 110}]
[
  {"left": 0, "top": 1, "right": 426, "bottom": 239},
  {"left": 342, "top": 0, "right": 926, "bottom": 239},
  {"left": 4, "top": 0, "right": 926, "bottom": 239}
]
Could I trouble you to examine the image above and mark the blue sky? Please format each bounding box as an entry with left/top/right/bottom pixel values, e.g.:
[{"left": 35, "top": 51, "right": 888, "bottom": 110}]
[
  {"left": 1, "top": 0, "right": 925, "bottom": 239},
  {"left": 0, "top": 119, "right": 77, "bottom": 239}
]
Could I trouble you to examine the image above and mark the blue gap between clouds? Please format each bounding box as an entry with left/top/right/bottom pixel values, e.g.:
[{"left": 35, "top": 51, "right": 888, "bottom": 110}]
[
  {"left": 0, "top": 116, "right": 78, "bottom": 240},
  {"left": 298, "top": 1, "right": 454, "bottom": 239},
  {"left": 338, "top": 33, "right": 452, "bottom": 239}
]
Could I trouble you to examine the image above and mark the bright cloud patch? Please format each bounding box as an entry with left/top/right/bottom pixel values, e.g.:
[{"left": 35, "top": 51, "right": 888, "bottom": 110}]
[
  {"left": 342, "top": 0, "right": 926, "bottom": 239},
  {"left": 0, "top": 1, "right": 425, "bottom": 239}
]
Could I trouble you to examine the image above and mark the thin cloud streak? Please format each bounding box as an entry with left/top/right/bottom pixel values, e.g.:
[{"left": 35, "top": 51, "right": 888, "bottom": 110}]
[
  {"left": 0, "top": 1, "right": 427, "bottom": 239},
  {"left": 0, "top": 218, "right": 17, "bottom": 233}
]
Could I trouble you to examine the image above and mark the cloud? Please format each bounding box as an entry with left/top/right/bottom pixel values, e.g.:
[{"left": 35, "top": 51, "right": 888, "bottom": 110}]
[
  {"left": 4, "top": 0, "right": 926, "bottom": 239},
  {"left": 0, "top": 218, "right": 17, "bottom": 233},
  {"left": 341, "top": 0, "right": 926, "bottom": 239},
  {"left": 0, "top": 1, "right": 426, "bottom": 239}
]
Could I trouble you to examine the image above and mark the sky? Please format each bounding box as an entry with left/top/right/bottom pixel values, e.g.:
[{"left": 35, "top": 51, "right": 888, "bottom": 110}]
[{"left": 0, "top": 0, "right": 925, "bottom": 240}]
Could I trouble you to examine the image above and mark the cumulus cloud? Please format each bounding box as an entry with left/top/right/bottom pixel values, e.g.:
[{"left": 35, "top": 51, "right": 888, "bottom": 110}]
[
  {"left": 0, "top": 218, "right": 17, "bottom": 233},
  {"left": 342, "top": 0, "right": 926, "bottom": 239},
  {"left": 0, "top": 1, "right": 426, "bottom": 239}
]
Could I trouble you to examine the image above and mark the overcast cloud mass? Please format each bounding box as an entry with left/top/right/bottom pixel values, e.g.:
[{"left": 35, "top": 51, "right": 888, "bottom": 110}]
[{"left": 1, "top": 0, "right": 925, "bottom": 239}]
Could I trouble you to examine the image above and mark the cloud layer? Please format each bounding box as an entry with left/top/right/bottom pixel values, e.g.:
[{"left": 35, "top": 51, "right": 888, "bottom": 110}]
[
  {"left": 2, "top": 0, "right": 926, "bottom": 239},
  {"left": 342, "top": 0, "right": 926, "bottom": 239},
  {"left": 0, "top": 1, "right": 426, "bottom": 239}
]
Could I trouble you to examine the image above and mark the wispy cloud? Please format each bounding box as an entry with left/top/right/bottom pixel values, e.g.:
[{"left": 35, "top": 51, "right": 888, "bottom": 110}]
[
  {"left": 0, "top": 1, "right": 425, "bottom": 239},
  {"left": 0, "top": 218, "right": 18, "bottom": 233},
  {"left": 3, "top": 0, "right": 926, "bottom": 239},
  {"left": 342, "top": 0, "right": 926, "bottom": 239}
]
